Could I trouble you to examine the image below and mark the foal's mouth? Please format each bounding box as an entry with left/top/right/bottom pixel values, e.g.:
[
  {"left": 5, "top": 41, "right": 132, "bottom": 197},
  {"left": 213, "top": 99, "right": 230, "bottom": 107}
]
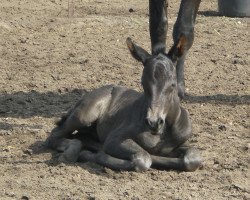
[{"left": 150, "top": 128, "right": 164, "bottom": 136}]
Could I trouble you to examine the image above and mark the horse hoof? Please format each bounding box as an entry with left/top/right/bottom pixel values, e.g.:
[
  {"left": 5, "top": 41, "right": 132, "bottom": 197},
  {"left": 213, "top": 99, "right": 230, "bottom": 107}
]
[
  {"left": 184, "top": 149, "right": 202, "bottom": 171},
  {"left": 132, "top": 152, "right": 152, "bottom": 172},
  {"left": 58, "top": 151, "right": 80, "bottom": 163},
  {"left": 58, "top": 139, "right": 82, "bottom": 163},
  {"left": 78, "top": 150, "right": 95, "bottom": 162}
]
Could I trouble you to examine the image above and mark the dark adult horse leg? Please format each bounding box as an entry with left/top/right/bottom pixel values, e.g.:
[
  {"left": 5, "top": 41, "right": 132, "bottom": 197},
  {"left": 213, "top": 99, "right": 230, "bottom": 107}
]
[{"left": 149, "top": 0, "right": 201, "bottom": 98}]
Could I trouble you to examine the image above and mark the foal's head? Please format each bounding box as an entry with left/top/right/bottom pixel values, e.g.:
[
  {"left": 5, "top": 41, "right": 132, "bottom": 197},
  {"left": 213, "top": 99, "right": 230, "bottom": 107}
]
[{"left": 127, "top": 36, "right": 187, "bottom": 135}]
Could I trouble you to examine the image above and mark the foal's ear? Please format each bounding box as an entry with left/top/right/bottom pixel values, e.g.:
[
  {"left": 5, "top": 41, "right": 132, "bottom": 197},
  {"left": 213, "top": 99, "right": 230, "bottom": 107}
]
[
  {"left": 126, "top": 37, "right": 150, "bottom": 63},
  {"left": 168, "top": 35, "right": 187, "bottom": 62}
]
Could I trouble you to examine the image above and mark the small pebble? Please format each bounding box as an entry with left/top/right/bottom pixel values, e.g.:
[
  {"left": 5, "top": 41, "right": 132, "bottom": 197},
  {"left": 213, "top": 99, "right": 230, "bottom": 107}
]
[
  {"left": 129, "top": 8, "right": 134, "bottom": 13},
  {"left": 87, "top": 195, "right": 95, "bottom": 200},
  {"left": 20, "top": 38, "right": 27, "bottom": 43},
  {"left": 218, "top": 124, "right": 226, "bottom": 131},
  {"left": 214, "top": 159, "right": 220, "bottom": 164},
  {"left": 79, "top": 58, "right": 88, "bottom": 64},
  {"left": 245, "top": 143, "right": 250, "bottom": 151},
  {"left": 3, "top": 148, "right": 10, "bottom": 152},
  {"left": 5, "top": 192, "right": 15, "bottom": 197},
  {"left": 23, "top": 149, "right": 33, "bottom": 155},
  {"left": 69, "top": 52, "right": 76, "bottom": 57},
  {"left": 211, "top": 59, "right": 217, "bottom": 63},
  {"left": 21, "top": 196, "right": 29, "bottom": 200}
]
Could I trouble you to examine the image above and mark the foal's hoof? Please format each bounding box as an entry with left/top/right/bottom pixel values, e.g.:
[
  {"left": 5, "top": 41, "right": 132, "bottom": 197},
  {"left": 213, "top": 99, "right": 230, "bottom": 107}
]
[
  {"left": 78, "top": 150, "right": 95, "bottom": 162},
  {"left": 132, "top": 152, "right": 152, "bottom": 172},
  {"left": 58, "top": 152, "right": 79, "bottom": 163},
  {"left": 184, "top": 148, "right": 202, "bottom": 171},
  {"left": 58, "top": 139, "right": 82, "bottom": 163}
]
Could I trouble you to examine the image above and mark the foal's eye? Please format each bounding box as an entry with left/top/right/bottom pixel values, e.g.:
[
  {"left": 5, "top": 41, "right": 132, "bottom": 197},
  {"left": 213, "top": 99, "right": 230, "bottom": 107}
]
[
  {"left": 167, "top": 83, "right": 176, "bottom": 93},
  {"left": 171, "top": 83, "right": 176, "bottom": 88}
]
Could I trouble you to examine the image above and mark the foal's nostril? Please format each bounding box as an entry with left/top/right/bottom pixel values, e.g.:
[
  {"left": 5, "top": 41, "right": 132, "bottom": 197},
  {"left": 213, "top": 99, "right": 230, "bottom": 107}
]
[
  {"left": 145, "top": 118, "right": 156, "bottom": 128},
  {"left": 145, "top": 118, "right": 156, "bottom": 129},
  {"left": 145, "top": 118, "right": 160, "bottom": 131},
  {"left": 158, "top": 118, "right": 164, "bottom": 126}
]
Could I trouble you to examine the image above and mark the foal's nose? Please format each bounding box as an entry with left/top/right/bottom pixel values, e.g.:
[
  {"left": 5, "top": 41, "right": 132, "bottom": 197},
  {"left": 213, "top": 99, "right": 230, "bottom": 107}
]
[{"left": 145, "top": 118, "right": 164, "bottom": 132}]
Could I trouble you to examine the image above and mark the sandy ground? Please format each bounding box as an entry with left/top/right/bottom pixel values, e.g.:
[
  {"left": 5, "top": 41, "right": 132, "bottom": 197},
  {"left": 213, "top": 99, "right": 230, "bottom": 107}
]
[{"left": 0, "top": 0, "right": 249, "bottom": 199}]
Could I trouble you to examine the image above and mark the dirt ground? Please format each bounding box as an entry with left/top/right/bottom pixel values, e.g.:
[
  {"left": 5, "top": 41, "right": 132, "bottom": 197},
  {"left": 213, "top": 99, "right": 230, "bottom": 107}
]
[{"left": 0, "top": 0, "right": 249, "bottom": 199}]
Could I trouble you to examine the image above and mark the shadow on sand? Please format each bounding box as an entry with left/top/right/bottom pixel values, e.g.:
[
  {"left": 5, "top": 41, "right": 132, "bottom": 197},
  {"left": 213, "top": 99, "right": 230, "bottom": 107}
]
[
  {"left": 1, "top": 89, "right": 248, "bottom": 174},
  {"left": 198, "top": 10, "right": 221, "bottom": 17},
  {"left": 0, "top": 89, "right": 87, "bottom": 119},
  {"left": 184, "top": 94, "right": 250, "bottom": 105},
  {"left": 1, "top": 90, "right": 249, "bottom": 120}
]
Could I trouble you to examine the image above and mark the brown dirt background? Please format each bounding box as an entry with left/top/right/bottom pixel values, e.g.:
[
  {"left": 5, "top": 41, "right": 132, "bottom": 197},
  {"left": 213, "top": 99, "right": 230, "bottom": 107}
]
[{"left": 0, "top": 0, "right": 249, "bottom": 199}]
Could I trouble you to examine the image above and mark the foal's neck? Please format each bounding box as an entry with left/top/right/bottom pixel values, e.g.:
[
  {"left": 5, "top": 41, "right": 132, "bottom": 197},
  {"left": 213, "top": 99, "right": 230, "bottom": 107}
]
[{"left": 166, "top": 94, "right": 181, "bottom": 125}]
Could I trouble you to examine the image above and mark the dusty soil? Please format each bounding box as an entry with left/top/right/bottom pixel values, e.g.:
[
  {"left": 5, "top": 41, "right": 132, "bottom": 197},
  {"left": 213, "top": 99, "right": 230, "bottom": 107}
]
[{"left": 0, "top": 0, "right": 249, "bottom": 199}]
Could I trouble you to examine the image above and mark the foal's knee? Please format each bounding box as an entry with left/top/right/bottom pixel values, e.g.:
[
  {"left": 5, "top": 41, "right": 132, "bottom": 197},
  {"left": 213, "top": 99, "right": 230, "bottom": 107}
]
[
  {"left": 132, "top": 152, "right": 152, "bottom": 171},
  {"left": 183, "top": 148, "right": 202, "bottom": 171}
]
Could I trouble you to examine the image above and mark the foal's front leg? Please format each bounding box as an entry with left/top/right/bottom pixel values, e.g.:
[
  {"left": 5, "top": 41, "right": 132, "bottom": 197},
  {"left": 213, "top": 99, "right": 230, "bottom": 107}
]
[
  {"left": 78, "top": 150, "right": 136, "bottom": 171},
  {"left": 151, "top": 145, "right": 202, "bottom": 171},
  {"left": 104, "top": 137, "right": 153, "bottom": 171},
  {"left": 78, "top": 139, "right": 202, "bottom": 171},
  {"left": 173, "top": 0, "right": 201, "bottom": 98},
  {"left": 79, "top": 137, "right": 153, "bottom": 171},
  {"left": 151, "top": 106, "right": 201, "bottom": 171}
]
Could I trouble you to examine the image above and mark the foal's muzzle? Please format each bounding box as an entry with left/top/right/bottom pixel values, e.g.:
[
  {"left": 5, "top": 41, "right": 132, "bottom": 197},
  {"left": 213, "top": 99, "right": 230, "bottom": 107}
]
[{"left": 145, "top": 118, "right": 164, "bottom": 134}]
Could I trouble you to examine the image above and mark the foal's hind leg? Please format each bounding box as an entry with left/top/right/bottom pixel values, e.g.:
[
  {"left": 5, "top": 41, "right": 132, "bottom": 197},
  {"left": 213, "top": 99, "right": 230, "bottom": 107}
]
[
  {"left": 46, "top": 114, "right": 81, "bottom": 149},
  {"left": 45, "top": 115, "right": 84, "bottom": 162},
  {"left": 78, "top": 150, "right": 136, "bottom": 171},
  {"left": 56, "top": 138, "right": 83, "bottom": 162},
  {"left": 45, "top": 85, "right": 113, "bottom": 161},
  {"left": 57, "top": 131, "right": 102, "bottom": 163},
  {"left": 173, "top": 0, "right": 201, "bottom": 98}
]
